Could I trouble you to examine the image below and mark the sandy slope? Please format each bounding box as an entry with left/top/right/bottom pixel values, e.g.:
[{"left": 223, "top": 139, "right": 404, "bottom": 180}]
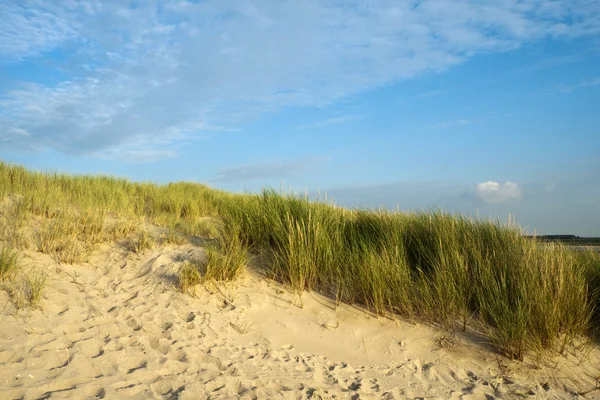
[{"left": 0, "top": 243, "right": 599, "bottom": 399}]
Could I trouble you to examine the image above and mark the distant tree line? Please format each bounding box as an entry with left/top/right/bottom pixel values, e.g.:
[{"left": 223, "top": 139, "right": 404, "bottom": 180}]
[{"left": 524, "top": 235, "right": 600, "bottom": 245}]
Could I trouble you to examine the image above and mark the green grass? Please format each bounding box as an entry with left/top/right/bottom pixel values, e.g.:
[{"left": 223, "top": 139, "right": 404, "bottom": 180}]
[
  {"left": 203, "top": 224, "right": 248, "bottom": 282},
  {"left": 215, "top": 190, "right": 596, "bottom": 359},
  {"left": 1, "top": 160, "right": 599, "bottom": 359},
  {"left": 573, "top": 249, "right": 600, "bottom": 338}
]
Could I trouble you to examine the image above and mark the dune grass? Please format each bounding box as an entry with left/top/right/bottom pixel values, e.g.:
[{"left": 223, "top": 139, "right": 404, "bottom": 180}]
[
  {"left": 178, "top": 224, "right": 248, "bottom": 292},
  {"left": 217, "top": 190, "right": 593, "bottom": 359},
  {"left": 0, "top": 247, "right": 19, "bottom": 282},
  {"left": 14, "top": 268, "right": 48, "bottom": 309},
  {"left": 178, "top": 260, "right": 203, "bottom": 293},
  {"left": 203, "top": 224, "right": 248, "bottom": 282},
  {"left": 0, "top": 246, "right": 48, "bottom": 309},
  {"left": 1, "top": 161, "right": 599, "bottom": 359},
  {"left": 126, "top": 227, "right": 155, "bottom": 254}
]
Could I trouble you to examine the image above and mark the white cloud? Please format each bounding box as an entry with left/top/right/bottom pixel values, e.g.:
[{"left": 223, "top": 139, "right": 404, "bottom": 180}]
[
  {"left": 475, "top": 181, "right": 522, "bottom": 204},
  {"left": 1, "top": 0, "right": 599, "bottom": 160}
]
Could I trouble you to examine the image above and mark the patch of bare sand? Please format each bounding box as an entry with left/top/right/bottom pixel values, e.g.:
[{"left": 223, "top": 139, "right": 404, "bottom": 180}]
[{"left": 1, "top": 243, "right": 599, "bottom": 399}]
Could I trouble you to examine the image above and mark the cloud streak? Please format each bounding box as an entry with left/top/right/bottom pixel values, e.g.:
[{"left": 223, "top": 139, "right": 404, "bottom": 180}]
[
  {"left": 427, "top": 118, "right": 474, "bottom": 129},
  {"left": 213, "top": 156, "right": 331, "bottom": 183},
  {"left": 1, "top": 0, "right": 599, "bottom": 159},
  {"left": 294, "top": 115, "right": 360, "bottom": 130},
  {"left": 558, "top": 77, "right": 600, "bottom": 93}
]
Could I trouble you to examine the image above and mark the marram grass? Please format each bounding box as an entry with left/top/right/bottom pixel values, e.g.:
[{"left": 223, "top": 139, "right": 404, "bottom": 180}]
[
  {"left": 1, "top": 161, "right": 599, "bottom": 360},
  {"left": 0, "top": 247, "right": 19, "bottom": 281}
]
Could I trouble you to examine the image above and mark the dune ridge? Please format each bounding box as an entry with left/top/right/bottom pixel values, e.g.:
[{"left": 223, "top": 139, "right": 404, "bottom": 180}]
[{"left": 1, "top": 240, "right": 599, "bottom": 399}]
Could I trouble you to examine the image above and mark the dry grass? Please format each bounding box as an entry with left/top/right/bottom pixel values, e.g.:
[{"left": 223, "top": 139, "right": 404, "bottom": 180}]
[
  {"left": 178, "top": 260, "right": 202, "bottom": 293},
  {"left": 5, "top": 268, "right": 49, "bottom": 310},
  {"left": 126, "top": 228, "right": 155, "bottom": 254},
  {"left": 0, "top": 247, "right": 46, "bottom": 309},
  {"left": 434, "top": 334, "right": 458, "bottom": 351},
  {"left": 0, "top": 247, "right": 19, "bottom": 282},
  {"left": 35, "top": 216, "right": 93, "bottom": 264},
  {"left": 0, "top": 196, "right": 30, "bottom": 249},
  {"left": 177, "top": 226, "right": 248, "bottom": 292},
  {"left": 18, "top": 269, "right": 48, "bottom": 308},
  {"left": 160, "top": 228, "right": 188, "bottom": 245},
  {"left": 104, "top": 219, "right": 140, "bottom": 242}
]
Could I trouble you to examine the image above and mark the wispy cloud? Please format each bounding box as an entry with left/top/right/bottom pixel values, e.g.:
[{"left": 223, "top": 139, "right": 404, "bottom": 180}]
[
  {"left": 417, "top": 90, "right": 443, "bottom": 99},
  {"left": 1, "top": 0, "right": 599, "bottom": 159},
  {"left": 94, "top": 147, "right": 180, "bottom": 163},
  {"left": 557, "top": 77, "right": 600, "bottom": 93},
  {"left": 294, "top": 115, "right": 360, "bottom": 130},
  {"left": 0, "top": 2, "right": 82, "bottom": 62},
  {"left": 427, "top": 118, "right": 474, "bottom": 129},
  {"left": 326, "top": 180, "right": 464, "bottom": 210},
  {"left": 535, "top": 76, "right": 600, "bottom": 97},
  {"left": 213, "top": 156, "right": 331, "bottom": 183},
  {"left": 516, "top": 54, "right": 583, "bottom": 74}
]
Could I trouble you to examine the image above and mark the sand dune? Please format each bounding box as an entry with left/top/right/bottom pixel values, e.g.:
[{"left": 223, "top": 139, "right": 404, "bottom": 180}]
[{"left": 1, "top": 243, "right": 599, "bottom": 399}]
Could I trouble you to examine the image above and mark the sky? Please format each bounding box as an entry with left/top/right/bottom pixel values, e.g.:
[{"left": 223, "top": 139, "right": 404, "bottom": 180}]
[{"left": 1, "top": 0, "right": 599, "bottom": 236}]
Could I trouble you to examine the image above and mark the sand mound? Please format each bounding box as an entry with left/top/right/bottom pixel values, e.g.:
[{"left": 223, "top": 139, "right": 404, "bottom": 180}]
[{"left": 1, "top": 244, "right": 599, "bottom": 399}]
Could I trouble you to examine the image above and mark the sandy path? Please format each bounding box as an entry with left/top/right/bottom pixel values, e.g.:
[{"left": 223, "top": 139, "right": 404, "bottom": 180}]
[{"left": 1, "top": 243, "right": 599, "bottom": 399}]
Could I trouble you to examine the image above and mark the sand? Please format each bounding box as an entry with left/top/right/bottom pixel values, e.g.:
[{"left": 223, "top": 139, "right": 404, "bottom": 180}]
[{"left": 1, "top": 242, "right": 599, "bottom": 399}]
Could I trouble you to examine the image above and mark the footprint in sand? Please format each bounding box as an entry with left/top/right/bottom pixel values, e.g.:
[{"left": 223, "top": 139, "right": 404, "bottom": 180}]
[
  {"left": 186, "top": 311, "right": 195, "bottom": 322},
  {"left": 149, "top": 336, "right": 171, "bottom": 355},
  {"left": 92, "top": 348, "right": 104, "bottom": 359},
  {"left": 126, "top": 317, "right": 143, "bottom": 331},
  {"left": 107, "top": 305, "right": 121, "bottom": 317},
  {"left": 126, "top": 360, "right": 148, "bottom": 374},
  {"left": 314, "top": 367, "right": 339, "bottom": 385},
  {"left": 150, "top": 377, "right": 174, "bottom": 396}
]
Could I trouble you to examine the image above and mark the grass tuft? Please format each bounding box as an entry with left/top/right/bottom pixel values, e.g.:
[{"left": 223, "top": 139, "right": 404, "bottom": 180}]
[
  {"left": 178, "top": 260, "right": 202, "bottom": 293},
  {"left": 0, "top": 247, "right": 19, "bottom": 281},
  {"left": 35, "top": 217, "right": 93, "bottom": 264},
  {"left": 8, "top": 269, "right": 48, "bottom": 309},
  {"left": 20, "top": 269, "right": 48, "bottom": 307},
  {"left": 126, "top": 228, "right": 155, "bottom": 254},
  {"left": 204, "top": 225, "right": 248, "bottom": 282},
  {"left": 161, "top": 228, "right": 188, "bottom": 245}
]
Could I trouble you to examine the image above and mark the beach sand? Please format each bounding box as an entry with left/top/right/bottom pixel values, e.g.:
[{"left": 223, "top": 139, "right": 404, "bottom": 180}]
[{"left": 1, "top": 242, "right": 599, "bottom": 399}]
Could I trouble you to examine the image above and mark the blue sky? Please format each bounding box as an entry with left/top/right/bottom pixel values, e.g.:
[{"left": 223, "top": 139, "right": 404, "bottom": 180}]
[{"left": 1, "top": 0, "right": 599, "bottom": 235}]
